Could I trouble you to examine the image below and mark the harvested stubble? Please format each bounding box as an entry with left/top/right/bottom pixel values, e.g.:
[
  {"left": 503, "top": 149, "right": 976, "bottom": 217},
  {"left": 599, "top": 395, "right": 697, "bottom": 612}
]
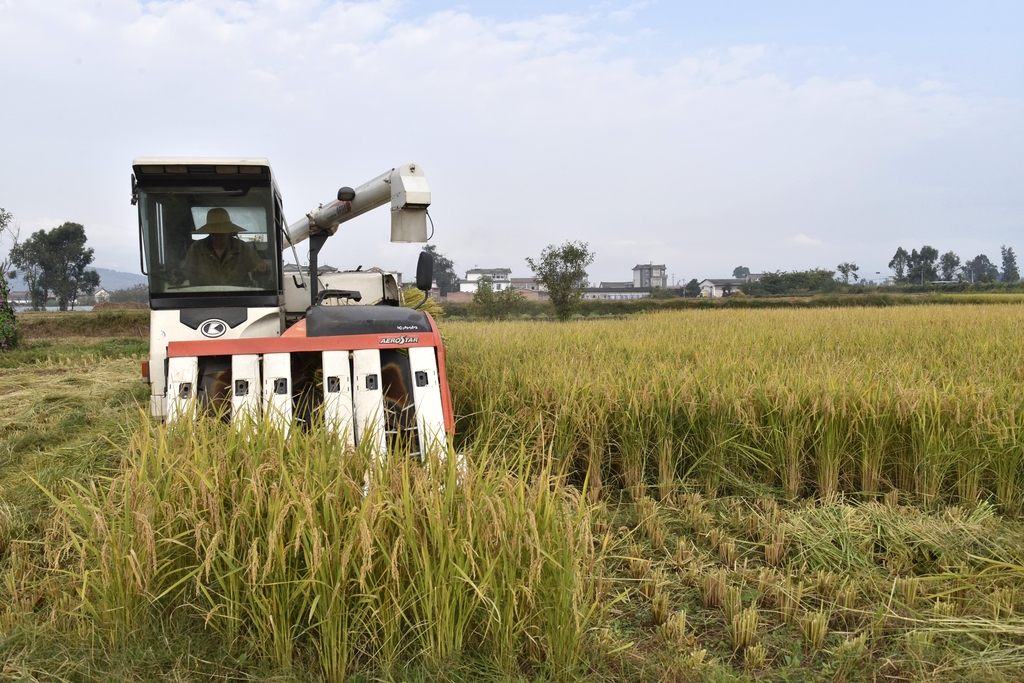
[{"left": 446, "top": 306, "right": 1024, "bottom": 509}]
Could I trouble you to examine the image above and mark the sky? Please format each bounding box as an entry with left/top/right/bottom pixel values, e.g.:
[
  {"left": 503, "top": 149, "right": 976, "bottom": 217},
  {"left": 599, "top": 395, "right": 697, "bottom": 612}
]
[{"left": 1, "top": 0, "right": 1022, "bottom": 286}]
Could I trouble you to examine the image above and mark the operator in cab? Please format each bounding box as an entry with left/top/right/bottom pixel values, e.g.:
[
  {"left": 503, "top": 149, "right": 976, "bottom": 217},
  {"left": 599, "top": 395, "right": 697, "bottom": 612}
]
[{"left": 183, "top": 208, "right": 270, "bottom": 287}]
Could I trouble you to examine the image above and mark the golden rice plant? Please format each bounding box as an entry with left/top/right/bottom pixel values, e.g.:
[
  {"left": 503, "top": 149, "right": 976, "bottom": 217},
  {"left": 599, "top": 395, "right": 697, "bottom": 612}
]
[
  {"left": 40, "top": 417, "right": 604, "bottom": 680},
  {"left": 446, "top": 306, "right": 1024, "bottom": 509}
]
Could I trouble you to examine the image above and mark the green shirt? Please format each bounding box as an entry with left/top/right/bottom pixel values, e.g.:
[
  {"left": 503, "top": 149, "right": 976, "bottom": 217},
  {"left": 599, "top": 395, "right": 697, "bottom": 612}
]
[{"left": 183, "top": 236, "right": 267, "bottom": 287}]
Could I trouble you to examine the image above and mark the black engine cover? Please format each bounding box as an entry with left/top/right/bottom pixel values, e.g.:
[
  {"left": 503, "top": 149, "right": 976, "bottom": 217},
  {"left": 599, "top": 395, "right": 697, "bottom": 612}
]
[{"left": 305, "top": 306, "right": 433, "bottom": 337}]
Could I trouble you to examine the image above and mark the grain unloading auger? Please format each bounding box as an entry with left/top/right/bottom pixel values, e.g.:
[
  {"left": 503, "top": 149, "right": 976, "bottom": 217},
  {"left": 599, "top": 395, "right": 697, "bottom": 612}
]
[{"left": 132, "top": 158, "right": 452, "bottom": 457}]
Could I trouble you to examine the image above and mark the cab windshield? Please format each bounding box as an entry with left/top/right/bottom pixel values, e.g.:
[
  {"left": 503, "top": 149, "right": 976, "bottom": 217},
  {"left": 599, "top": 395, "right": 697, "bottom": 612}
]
[{"left": 139, "top": 186, "right": 279, "bottom": 298}]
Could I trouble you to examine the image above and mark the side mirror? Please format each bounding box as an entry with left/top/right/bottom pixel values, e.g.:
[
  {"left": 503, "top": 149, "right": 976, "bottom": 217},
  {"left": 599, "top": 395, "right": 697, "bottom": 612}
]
[
  {"left": 416, "top": 251, "right": 434, "bottom": 292},
  {"left": 337, "top": 186, "right": 356, "bottom": 202}
]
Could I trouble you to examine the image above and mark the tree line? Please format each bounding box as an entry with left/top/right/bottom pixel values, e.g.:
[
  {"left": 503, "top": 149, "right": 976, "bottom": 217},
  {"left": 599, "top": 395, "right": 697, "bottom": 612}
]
[{"left": 888, "top": 245, "right": 1018, "bottom": 284}]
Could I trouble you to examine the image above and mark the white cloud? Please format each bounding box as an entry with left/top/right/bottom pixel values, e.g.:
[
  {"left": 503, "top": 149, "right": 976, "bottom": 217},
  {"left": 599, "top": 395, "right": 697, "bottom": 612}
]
[
  {"left": 607, "top": 2, "right": 652, "bottom": 23},
  {"left": 0, "top": 2, "right": 1021, "bottom": 282},
  {"left": 791, "top": 233, "right": 824, "bottom": 247}
]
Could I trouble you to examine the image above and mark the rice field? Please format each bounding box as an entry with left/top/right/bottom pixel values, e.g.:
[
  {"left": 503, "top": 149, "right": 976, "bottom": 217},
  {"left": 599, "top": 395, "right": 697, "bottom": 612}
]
[
  {"left": 446, "top": 305, "right": 1024, "bottom": 509},
  {"left": 4, "top": 304, "right": 1024, "bottom": 681}
]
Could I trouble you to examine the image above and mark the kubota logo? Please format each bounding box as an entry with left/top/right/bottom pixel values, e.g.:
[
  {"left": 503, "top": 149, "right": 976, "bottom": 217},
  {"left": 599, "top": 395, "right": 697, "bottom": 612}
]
[
  {"left": 200, "top": 319, "right": 228, "bottom": 338},
  {"left": 380, "top": 335, "right": 419, "bottom": 345}
]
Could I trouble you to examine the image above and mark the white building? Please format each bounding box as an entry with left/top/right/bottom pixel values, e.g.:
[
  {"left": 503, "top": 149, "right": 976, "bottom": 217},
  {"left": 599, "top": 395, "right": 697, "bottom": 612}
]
[
  {"left": 459, "top": 267, "right": 513, "bottom": 293},
  {"left": 699, "top": 273, "right": 762, "bottom": 298},
  {"left": 583, "top": 287, "right": 651, "bottom": 301}
]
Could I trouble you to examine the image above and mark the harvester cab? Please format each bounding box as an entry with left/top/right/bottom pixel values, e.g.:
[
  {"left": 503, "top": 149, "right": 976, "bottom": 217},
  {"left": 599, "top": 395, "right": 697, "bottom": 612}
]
[{"left": 133, "top": 158, "right": 452, "bottom": 457}]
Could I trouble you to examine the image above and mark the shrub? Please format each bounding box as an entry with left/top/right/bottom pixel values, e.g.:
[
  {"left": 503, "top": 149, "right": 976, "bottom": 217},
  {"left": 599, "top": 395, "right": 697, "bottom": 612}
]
[{"left": 0, "top": 269, "right": 18, "bottom": 350}]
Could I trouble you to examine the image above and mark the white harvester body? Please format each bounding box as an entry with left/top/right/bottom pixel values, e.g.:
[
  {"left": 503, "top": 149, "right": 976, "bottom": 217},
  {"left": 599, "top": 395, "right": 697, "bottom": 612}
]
[{"left": 133, "top": 157, "right": 452, "bottom": 456}]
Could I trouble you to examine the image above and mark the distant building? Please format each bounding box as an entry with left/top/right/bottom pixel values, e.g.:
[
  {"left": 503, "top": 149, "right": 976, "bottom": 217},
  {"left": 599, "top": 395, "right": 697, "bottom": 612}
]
[
  {"left": 93, "top": 287, "right": 111, "bottom": 304},
  {"left": 583, "top": 287, "right": 651, "bottom": 301},
  {"left": 699, "top": 273, "right": 762, "bottom": 298},
  {"left": 283, "top": 263, "right": 342, "bottom": 276},
  {"left": 459, "top": 267, "right": 513, "bottom": 293},
  {"left": 510, "top": 277, "right": 544, "bottom": 292},
  {"left": 599, "top": 281, "right": 634, "bottom": 289},
  {"left": 633, "top": 264, "right": 667, "bottom": 289}
]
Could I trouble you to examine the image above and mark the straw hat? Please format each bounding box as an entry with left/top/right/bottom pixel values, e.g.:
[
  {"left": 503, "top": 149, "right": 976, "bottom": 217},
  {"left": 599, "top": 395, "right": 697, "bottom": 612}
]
[{"left": 194, "top": 207, "right": 247, "bottom": 234}]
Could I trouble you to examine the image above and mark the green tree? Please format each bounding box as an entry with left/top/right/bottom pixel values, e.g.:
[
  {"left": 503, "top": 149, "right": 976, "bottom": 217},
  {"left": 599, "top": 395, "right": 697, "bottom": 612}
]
[
  {"left": 836, "top": 261, "right": 859, "bottom": 284},
  {"left": 1001, "top": 245, "right": 1019, "bottom": 283},
  {"left": 470, "top": 278, "right": 525, "bottom": 320},
  {"left": 888, "top": 247, "right": 910, "bottom": 283},
  {"left": 965, "top": 254, "right": 999, "bottom": 283},
  {"left": 423, "top": 244, "right": 459, "bottom": 296},
  {"left": 907, "top": 246, "right": 939, "bottom": 284},
  {"left": 0, "top": 207, "right": 18, "bottom": 349},
  {"left": 525, "top": 241, "right": 594, "bottom": 321},
  {"left": 11, "top": 222, "right": 100, "bottom": 311},
  {"left": 742, "top": 269, "right": 840, "bottom": 296},
  {"left": 683, "top": 278, "right": 701, "bottom": 298},
  {"left": 732, "top": 266, "right": 750, "bottom": 279},
  {"left": 11, "top": 232, "right": 47, "bottom": 310},
  {"left": 939, "top": 251, "right": 961, "bottom": 281}
]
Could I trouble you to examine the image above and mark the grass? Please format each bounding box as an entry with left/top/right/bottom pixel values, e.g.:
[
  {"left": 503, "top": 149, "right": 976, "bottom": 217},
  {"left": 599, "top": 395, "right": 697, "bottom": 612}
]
[{"left": 4, "top": 305, "right": 1024, "bottom": 681}]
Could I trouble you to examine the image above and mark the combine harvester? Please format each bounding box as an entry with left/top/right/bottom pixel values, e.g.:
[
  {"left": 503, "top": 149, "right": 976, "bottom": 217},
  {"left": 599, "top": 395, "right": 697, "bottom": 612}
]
[{"left": 132, "top": 158, "right": 452, "bottom": 457}]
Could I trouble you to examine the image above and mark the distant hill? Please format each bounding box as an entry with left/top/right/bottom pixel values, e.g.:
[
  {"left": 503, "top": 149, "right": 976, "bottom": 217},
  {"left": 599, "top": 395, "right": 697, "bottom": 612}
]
[
  {"left": 90, "top": 268, "right": 147, "bottom": 291},
  {"left": 8, "top": 267, "right": 146, "bottom": 293}
]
